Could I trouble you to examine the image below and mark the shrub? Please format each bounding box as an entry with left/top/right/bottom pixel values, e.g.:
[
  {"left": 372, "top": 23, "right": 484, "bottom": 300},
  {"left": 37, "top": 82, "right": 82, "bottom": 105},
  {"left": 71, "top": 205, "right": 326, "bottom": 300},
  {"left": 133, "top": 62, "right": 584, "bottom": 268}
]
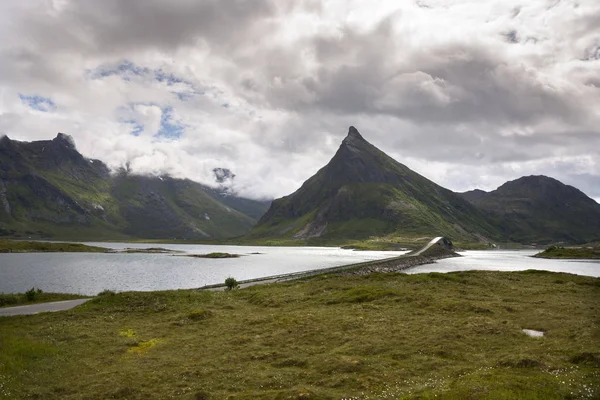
[
  {"left": 187, "top": 309, "right": 213, "bottom": 321},
  {"left": 569, "top": 352, "right": 600, "bottom": 367},
  {"left": 25, "top": 287, "right": 37, "bottom": 301},
  {"left": 97, "top": 289, "right": 117, "bottom": 296},
  {"left": 224, "top": 277, "right": 238, "bottom": 291},
  {"left": 194, "top": 391, "right": 210, "bottom": 400},
  {"left": 0, "top": 293, "right": 20, "bottom": 307}
]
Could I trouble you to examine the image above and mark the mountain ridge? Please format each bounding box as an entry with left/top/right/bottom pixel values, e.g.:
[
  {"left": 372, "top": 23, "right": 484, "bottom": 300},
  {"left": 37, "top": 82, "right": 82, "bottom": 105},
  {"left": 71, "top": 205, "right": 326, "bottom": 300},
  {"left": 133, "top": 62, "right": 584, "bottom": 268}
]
[
  {"left": 0, "top": 133, "right": 270, "bottom": 240},
  {"left": 458, "top": 175, "right": 600, "bottom": 243},
  {"left": 252, "top": 127, "right": 600, "bottom": 244},
  {"left": 3, "top": 130, "right": 598, "bottom": 244}
]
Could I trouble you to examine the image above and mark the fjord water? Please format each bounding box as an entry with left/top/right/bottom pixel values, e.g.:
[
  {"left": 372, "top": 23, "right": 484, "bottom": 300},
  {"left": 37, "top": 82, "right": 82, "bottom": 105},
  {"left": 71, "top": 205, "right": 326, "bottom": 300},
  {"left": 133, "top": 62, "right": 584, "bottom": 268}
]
[
  {"left": 0, "top": 244, "right": 408, "bottom": 295},
  {"left": 406, "top": 249, "right": 600, "bottom": 277},
  {"left": 0, "top": 245, "right": 598, "bottom": 296}
]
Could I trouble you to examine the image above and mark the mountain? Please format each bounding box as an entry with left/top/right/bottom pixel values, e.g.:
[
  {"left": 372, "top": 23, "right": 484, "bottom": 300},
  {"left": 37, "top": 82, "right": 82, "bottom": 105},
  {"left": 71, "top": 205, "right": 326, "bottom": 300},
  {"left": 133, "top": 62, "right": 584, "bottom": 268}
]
[
  {"left": 250, "top": 127, "right": 501, "bottom": 241},
  {"left": 459, "top": 189, "right": 488, "bottom": 204},
  {"left": 0, "top": 134, "right": 270, "bottom": 240},
  {"left": 458, "top": 176, "right": 600, "bottom": 244}
]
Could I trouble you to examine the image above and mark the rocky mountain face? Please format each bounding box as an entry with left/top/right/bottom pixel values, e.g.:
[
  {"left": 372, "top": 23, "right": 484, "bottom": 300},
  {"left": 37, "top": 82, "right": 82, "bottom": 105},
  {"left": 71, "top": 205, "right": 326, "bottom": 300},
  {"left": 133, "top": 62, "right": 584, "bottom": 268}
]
[
  {"left": 250, "top": 127, "right": 501, "bottom": 241},
  {"left": 459, "top": 176, "right": 600, "bottom": 244},
  {"left": 0, "top": 134, "right": 270, "bottom": 240}
]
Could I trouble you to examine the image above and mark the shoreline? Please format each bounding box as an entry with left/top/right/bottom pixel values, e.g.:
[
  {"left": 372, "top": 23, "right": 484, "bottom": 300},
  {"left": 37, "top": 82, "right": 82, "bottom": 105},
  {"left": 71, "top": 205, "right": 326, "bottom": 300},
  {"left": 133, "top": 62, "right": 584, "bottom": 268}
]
[{"left": 200, "top": 247, "right": 459, "bottom": 291}]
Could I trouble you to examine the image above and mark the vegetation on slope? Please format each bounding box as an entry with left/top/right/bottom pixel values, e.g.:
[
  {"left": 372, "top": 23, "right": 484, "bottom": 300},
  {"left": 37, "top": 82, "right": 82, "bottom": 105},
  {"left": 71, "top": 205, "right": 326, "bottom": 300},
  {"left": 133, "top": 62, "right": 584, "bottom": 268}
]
[
  {"left": 0, "top": 134, "right": 270, "bottom": 240},
  {"left": 0, "top": 270, "right": 598, "bottom": 399}
]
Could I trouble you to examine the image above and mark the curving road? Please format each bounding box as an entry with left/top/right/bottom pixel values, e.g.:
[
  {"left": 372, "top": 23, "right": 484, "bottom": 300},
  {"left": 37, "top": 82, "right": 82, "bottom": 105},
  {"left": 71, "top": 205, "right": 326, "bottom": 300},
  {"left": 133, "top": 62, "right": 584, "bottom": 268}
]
[
  {"left": 0, "top": 299, "right": 91, "bottom": 317},
  {"left": 410, "top": 236, "right": 445, "bottom": 256}
]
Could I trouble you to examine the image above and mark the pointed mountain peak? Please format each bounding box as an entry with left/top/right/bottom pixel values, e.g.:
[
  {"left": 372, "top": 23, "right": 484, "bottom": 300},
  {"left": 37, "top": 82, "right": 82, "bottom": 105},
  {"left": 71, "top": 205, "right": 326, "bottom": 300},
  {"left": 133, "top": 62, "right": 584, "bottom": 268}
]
[
  {"left": 53, "top": 132, "right": 76, "bottom": 149},
  {"left": 345, "top": 125, "right": 364, "bottom": 140},
  {"left": 348, "top": 126, "right": 363, "bottom": 138},
  {"left": 341, "top": 126, "right": 368, "bottom": 151}
]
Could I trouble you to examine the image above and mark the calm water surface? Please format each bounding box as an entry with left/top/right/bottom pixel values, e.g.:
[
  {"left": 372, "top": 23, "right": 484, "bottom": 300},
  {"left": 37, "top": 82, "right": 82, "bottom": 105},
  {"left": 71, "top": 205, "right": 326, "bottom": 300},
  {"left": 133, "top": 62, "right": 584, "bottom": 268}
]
[
  {"left": 0, "top": 246, "right": 597, "bottom": 295},
  {"left": 405, "top": 249, "right": 600, "bottom": 277},
  {"left": 0, "top": 243, "right": 407, "bottom": 295}
]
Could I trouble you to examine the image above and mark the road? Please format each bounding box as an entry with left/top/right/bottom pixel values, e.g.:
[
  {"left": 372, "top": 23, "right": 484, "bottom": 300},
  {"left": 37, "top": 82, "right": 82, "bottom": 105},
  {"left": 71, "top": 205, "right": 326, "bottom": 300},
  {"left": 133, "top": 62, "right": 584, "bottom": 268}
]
[
  {"left": 0, "top": 298, "right": 92, "bottom": 317},
  {"left": 410, "top": 236, "right": 444, "bottom": 256}
]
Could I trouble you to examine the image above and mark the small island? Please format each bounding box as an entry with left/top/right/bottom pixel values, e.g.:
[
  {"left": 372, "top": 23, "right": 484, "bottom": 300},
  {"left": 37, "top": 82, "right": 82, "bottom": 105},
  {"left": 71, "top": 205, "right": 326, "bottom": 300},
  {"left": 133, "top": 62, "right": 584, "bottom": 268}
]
[
  {"left": 107, "top": 247, "right": 180, "bottom": 254},
  {"left": 0, "top": 240, "right": 108, "bottom": 253},
  {"left": 182, "top": 252, "right": 241, "bottom": 259},
  {"left": 533, "top": 245, "right": 600, "bottom": 259}
]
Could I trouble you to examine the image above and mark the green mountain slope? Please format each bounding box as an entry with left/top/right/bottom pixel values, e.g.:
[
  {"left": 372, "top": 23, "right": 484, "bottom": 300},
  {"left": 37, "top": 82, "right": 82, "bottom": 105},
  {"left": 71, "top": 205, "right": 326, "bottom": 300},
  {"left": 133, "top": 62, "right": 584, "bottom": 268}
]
[
  {"left": 0, "top": 134, "right": 270, "bottom": 240},
  {"left": 250, "top": 127, "right": 501, "bottom": 241},
  {"left": 459, "top": 176, "right": 600, "bottom": 244}
]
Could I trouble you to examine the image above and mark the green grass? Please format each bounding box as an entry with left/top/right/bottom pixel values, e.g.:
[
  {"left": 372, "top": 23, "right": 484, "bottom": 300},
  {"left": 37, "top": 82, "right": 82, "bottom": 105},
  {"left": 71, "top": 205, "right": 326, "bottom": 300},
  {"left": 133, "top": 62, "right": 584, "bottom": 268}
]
[
  {"left": 534, "top": 246, "right": 600, "bottom": 259},
  {"left": 0, "top": 289, "right": 87, "bottom": 308},
  {"left": 0, "top": 270, "right": 598, "bottom": 399},
  {"left": 0, "top": 240, "right": 108, "bottom": 253}
]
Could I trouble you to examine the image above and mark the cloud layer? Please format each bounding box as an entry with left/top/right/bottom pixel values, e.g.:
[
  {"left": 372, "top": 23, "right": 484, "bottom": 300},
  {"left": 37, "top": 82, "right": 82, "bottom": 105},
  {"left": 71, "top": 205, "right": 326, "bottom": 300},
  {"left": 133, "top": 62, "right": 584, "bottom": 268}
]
[{"left": 1, "top": 0, "right": 599, "bottom": 201}]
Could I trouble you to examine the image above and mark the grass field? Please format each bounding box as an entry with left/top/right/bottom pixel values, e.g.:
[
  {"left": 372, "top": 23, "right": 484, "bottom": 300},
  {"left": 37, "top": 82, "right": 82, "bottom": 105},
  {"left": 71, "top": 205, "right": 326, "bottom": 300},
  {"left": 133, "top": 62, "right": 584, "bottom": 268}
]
[{"left": 0, "top": 270, "right": 598, "bottom": 399}]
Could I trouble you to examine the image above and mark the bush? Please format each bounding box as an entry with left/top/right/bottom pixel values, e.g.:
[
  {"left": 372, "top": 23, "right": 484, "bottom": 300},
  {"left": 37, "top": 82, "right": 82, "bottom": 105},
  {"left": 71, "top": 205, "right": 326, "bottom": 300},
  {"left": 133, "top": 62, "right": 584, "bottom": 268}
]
[
  {"left": 0, "top": 293, "right": 20, "bottom": 307},
  {"left": 224, "top": 277, "right": 238, "bottom": 291},
  {"left": 25, "top": 287, "right": 37, "bottom": 301},
  {"left": 97, "top": 289, "right": 117, "bottom": 296},
  {"left": 187, "top": 309, "right": 213, "bottom": 321}
]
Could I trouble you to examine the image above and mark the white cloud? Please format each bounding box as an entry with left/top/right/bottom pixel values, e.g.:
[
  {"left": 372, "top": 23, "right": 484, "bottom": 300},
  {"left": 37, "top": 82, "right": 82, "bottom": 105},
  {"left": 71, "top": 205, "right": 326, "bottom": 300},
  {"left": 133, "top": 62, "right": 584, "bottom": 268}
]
[{"left": 0, "top": 0, "right": 599, "bottom": 201}]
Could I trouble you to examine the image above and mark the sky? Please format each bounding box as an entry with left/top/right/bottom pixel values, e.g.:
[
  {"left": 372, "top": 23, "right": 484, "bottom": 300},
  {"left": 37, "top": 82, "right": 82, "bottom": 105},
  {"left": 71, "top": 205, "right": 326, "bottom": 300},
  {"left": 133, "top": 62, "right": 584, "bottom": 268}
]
[{"left": 0, "top": 0, "right": 599, "bottom": 202}]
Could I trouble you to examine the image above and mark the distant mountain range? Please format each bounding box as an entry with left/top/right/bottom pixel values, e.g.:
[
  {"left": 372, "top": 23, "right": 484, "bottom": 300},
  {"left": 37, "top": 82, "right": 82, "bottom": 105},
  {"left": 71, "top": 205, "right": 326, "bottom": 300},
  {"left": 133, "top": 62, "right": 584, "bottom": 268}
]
[
  {"left": 2, "top": 129, "right": 599, "bottom": 244},
  {"left": 0, "top": 134, "right": 270, "bottom": 240},
  {"left": 458, "top": 176, "right": 600, "bottom": 244},
  {"left": 251, "top": 127, "right": 600, "bottom": 244}
]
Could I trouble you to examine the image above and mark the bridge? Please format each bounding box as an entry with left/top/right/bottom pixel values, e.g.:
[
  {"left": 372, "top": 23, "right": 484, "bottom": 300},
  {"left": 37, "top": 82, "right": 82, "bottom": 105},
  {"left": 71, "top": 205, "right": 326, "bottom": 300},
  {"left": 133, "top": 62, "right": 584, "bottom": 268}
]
[{"left": 408, "top": 236, "right": 454, "bottom": 257}]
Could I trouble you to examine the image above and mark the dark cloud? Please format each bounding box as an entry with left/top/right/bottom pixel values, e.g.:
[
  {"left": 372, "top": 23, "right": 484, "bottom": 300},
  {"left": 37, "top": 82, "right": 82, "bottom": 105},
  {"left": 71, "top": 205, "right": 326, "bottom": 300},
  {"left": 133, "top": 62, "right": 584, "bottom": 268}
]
[
  {"left": 20, "top": 0, "right": 278, "bottom": 55},
  {"left": 250, "top": 19, "right": 588, "bottom": 128},
  {"left": 502, "top": 30, "right": 519, "bottom": 43}
]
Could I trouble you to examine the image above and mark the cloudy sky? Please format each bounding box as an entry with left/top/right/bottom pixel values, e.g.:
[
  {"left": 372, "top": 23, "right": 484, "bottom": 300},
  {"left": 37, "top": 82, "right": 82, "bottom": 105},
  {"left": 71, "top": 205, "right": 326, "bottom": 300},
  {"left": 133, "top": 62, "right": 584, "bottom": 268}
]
[{"left": 1, "top": 0, "right": 599, "bottom": 202}]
